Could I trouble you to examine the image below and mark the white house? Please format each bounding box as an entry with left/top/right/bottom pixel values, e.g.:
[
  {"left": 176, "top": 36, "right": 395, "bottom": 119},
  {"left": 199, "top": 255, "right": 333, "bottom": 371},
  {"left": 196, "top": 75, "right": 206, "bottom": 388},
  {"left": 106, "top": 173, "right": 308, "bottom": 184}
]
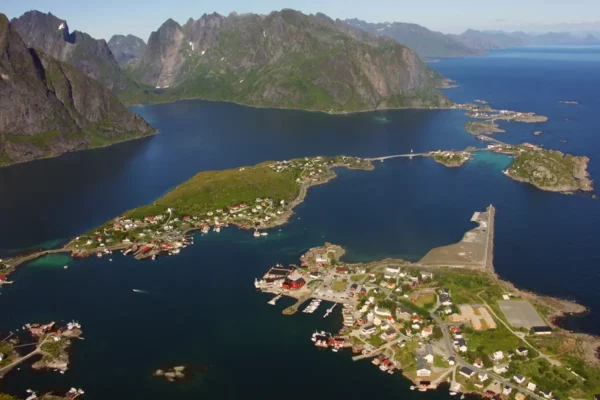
[
  {"left": 315, "top": 253, "right": 329, "bottom": 264},
  {"left": 375, "top": 306, "right": 392, "bottom": 317},
  {"left": 503, "top": 386, "right": 513, "bottom": 395},
  {"left": 493, "top": 364, "right": 509, "bottom": 374},
  {"left": 513, "top": 374, "right": 526, "bottom": 384},
  {"left": 386, "top": 265, "right": 400, "bottom": 274},
  {"left": 540, "top": 390, "right": 553, "bottom": 399},
  {"left": 478, "top": 372, "right": 489, "bottom": 382},
  {"left": 361, "top": 325, "right": 376, "bottom": 335},
  {"left": 516, "top": 347, "right": 529, "bottom": 356},
  {"left": 416, "top": 359, "right": 432, "bottom": 377},
  {"left": 492, "top": 351, "right": 504, "bottom": 361},
  {"left": 527, "top": 382, "right": 537, "bottom": 392}
]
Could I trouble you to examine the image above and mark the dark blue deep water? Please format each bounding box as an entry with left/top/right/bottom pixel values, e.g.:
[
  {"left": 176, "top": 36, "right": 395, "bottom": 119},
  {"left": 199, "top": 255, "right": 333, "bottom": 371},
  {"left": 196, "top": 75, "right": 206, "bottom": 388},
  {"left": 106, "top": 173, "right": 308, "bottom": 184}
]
[{"left": 0, "top": 45, "right": 599, "bottom": 399}]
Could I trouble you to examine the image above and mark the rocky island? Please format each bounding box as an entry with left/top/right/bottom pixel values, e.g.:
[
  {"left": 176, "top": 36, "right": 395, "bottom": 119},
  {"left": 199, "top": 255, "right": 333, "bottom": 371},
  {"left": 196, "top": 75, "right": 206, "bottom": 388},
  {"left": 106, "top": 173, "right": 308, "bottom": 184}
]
[
  {"left": 502, "top": 145, "right": 593, "bottom": 193},
  {"left": 256, "top": 206, "right": 600, "bottom": 398},
  {"left": 153, "top": 366, "right": 187, "bottom": 382},
  {"left": 429, "top": 150, "right": 472, "bottom": 167},
  {"left": 466, "top": 121, "right": 505, "bottom": 135}
]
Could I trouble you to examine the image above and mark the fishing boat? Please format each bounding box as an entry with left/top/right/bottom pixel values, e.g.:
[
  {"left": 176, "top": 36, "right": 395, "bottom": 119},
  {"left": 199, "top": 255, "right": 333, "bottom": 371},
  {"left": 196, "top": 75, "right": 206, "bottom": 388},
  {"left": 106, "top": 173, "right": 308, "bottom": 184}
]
[
  {"left": 449, "top": 392, "right": 457, "bottom": 396},
  {"left": 63, "top": 265, "right": 68, "bottom": 269},
  {"left": 214, "top": 226, "right": 221, "bottom": 233},
  {"left": 260, "top": 232, "right": 268, "bottom": 236},
  {"left": 254, "top": 278, "right": 261, "bottom": 289},
  {"left": 253, "top": 231, "right": 260, "bottom": 238},
  {"left": 268, "top": 294, "right": 282, "bottom": 305},
  {"left": 172, "top": 248, "right": 180, "bottom": 254},
  {"left": 151, "top": 254, "right": 156, "bottom": 260},
  {"left": 331, "top": 347, "right": 338, "bottom": 352}
]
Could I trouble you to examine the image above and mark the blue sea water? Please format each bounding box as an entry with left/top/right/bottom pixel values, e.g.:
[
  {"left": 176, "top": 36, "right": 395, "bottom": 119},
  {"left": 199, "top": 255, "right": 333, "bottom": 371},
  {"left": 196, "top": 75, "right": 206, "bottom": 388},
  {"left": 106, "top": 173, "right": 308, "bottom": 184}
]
[{"left": 0, "top": 45, "right": 599, "bottom": 399}]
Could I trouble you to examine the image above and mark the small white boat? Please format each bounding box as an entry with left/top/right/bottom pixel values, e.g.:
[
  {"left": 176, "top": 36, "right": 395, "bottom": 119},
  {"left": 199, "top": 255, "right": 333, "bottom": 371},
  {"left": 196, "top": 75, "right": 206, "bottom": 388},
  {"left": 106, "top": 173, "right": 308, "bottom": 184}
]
[
  {"left": 260, "top": 232, "right": 268, "bottom": 236},
  {"left": 64, "top": 265, "right": 68, "bottom": 269},
  {"left": 253, "top": 231, "right": 260, "bottom": 238},
  {"left": 331, "top": 347, "right": 338, "bottom": 352},
  {"left": 449, "top": 392, "right": 457, "bottom": 396}
]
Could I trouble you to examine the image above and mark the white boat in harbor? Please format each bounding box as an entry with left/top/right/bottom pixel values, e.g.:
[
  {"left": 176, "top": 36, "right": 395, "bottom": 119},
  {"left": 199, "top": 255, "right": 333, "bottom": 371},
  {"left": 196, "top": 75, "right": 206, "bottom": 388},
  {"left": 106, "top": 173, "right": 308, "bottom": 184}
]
[
  {"left": 253, "top": 231, "right": 260, "bottom": 237},
  {"left": 214, "top": 226, "right": 221, "bottom": 233},
  {"left": 260, "top": 232, "right": 268, "bottom": 236},
  {"left": 268, "top": 294, "right": 282, "bottom": 305},
  {"left": 172, "top": 248, "right": 180, "bottom": 254},
  {"left": 63, "top": 265, "right": 68, "bottom": 269}
]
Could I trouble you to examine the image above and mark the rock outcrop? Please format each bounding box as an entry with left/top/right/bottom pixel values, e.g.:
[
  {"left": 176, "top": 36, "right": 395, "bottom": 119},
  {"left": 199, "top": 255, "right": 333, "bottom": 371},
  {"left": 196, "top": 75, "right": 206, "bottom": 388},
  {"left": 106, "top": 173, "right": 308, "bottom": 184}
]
[
  {"left": 108, "top": 34, "right": 146, "bottom": 64},
  {"left": 0, "top": 14, "right": 156, "bottom": 166}
]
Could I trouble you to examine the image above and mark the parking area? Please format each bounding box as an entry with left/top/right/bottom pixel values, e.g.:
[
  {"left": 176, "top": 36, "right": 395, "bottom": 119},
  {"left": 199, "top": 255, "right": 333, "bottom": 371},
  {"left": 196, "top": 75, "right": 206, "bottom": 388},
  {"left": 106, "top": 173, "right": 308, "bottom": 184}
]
[{"left": 497, "top": 299, "right": 546, "bottom": 328}]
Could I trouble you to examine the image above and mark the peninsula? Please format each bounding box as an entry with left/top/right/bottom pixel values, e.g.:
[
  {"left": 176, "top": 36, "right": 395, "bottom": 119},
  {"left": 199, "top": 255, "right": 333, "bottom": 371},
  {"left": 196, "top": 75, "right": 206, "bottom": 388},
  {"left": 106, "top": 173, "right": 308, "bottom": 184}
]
[
  {"left": 255, "top": 206, "right": 600, "bottom": 398},
  {"left": 0, "top": 156, "right": 373, "bottom": 278}
]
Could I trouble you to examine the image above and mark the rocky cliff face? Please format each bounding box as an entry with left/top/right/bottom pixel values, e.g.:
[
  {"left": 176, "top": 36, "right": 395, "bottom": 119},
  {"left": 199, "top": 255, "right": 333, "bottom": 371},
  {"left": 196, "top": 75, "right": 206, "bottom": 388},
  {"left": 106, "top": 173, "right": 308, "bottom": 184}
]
[
  {"left": 11, "top": 10, "right": 134, "bottom": 91},
  {"left": 108, "top": 34, "right": 146, "bottom": 64},
  {"left": 0, "top": 14, "right": 155, "bottom": 166},
  {"left": 128, "top": 9, "right": 449, "bottom": 111}
]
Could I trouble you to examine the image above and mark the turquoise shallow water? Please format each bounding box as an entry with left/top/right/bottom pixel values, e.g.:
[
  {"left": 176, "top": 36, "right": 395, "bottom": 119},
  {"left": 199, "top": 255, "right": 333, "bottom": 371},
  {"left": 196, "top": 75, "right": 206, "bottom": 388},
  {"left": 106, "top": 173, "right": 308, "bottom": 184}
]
[{"left": 1, "top": 45, "right": 600, "bottom": 399}]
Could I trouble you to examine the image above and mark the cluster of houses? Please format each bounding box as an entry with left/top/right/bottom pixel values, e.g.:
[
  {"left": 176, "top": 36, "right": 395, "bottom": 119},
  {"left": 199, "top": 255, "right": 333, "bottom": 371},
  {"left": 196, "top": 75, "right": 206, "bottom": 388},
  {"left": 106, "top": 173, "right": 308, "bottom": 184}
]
[{"left": 458, "top": 346, "right": 559, "bottom": 399}]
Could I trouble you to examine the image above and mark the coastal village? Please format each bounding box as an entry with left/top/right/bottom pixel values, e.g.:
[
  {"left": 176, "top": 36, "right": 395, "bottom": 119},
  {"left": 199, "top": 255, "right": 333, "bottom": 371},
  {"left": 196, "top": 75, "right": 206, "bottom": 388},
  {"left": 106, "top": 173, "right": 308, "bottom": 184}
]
[
  {"left": 0, "top": 320, "right": 86, "bottom": 400},
  {"left": 255, "top": 209, "right": 600, "bottom": 399}
]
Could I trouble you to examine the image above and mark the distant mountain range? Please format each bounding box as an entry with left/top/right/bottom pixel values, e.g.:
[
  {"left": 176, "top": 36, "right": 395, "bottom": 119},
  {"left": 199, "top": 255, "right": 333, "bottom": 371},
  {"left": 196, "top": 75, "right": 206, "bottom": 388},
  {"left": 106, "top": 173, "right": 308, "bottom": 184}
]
[
  {"left": 345, "top": 19, "right": 482, "bottom": 58},
  {"left": 122, "top": 10, "right": 449, "bottom": 112},
  {"left": 345, "top": 19, "right": 599, "bottom": 58},
  {"left": 0, "top": 13, "right": 155, "bottom": 166}
]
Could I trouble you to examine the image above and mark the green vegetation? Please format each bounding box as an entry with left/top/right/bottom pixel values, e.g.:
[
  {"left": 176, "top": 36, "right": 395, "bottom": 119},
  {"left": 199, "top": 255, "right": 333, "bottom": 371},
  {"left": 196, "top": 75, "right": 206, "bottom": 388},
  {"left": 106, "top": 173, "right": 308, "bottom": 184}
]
[
  {"left": 331, "top": 280, "right": 348, "bottom": 292},
  {"left": 414, "top": 293, "right": 436, "bottom": 309},
  {"left": 434, "top": 354, "right": 449, "bottom": 368},
  {"left": 350, "top": 274, "right": 365, "bottom": 282},
  {"left": 0, "top": 152, "right": 12, "bottom": 166},
  {"left": 6, "top": 130, "right": 62, "bottom": 149},
  {"left": 507, "top": 147, "right": 591, "bottom": 192},
  {"left": 430, "top": 151, "right": 471, "bottom": 167},
  {"left": 0, "top": 394, "right": 20, "bottom": 400},
  {"left": 510, "top": 358, "right": 600, "bottom": 399},
  {"left": 465, "top": 121, "right": 505, "bottom": 135},
  {"left": 132, "top": 162, "right": 300, "bottom": 218},
  {"left": 436, "top": 271, "right": 502, "bottom": 305},
  {"left": 41, "top": 339, "right": 66, "bottom": 359}
]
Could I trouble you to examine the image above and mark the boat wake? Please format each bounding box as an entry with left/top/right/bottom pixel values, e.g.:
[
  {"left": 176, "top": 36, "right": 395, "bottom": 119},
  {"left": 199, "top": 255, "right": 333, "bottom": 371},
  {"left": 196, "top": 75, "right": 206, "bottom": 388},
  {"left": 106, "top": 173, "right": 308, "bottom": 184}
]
[{"left": 132, "top": 289, "right": 149, "bottom": 294}]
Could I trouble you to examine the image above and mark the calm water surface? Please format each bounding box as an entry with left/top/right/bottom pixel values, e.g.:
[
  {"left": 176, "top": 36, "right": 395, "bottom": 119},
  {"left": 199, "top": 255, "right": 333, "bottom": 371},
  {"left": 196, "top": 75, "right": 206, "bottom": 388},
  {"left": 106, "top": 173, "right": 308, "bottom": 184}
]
[{"left": 0, "top": 45, "right": 599, "bottom": 399}]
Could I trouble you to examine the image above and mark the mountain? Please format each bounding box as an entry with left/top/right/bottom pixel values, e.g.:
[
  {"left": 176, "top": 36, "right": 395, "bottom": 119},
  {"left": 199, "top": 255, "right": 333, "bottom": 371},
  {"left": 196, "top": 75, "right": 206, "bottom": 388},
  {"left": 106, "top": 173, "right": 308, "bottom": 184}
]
[
  {"left": 108, "top": 34, "right": 146, "bottom": 64},
  {"left": 11, "top": 10, "right": 135, "bottom": 92},
  {"left": 125, "top": 9, "right": 450, "bottom": 112},
  {"left": 344, "top": 18, "right": 481, "bottom": 58},
  {"left": 0, "top": 14, "right": 155, "bottom": 166},
  {"left": 450, "top": 29, "right": 528, "bottom": 51},
  {"left": 450, "top": 29, "right": 597, "bottom": 51}
]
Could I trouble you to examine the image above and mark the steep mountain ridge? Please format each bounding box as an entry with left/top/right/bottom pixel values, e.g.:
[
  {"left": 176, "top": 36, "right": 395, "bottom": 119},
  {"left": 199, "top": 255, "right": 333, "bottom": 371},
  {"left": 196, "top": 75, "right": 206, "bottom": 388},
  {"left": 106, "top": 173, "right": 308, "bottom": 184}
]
[
  {"left": 0, "top": 14, "right": 155, "bottom": 166},
  {"left": 126, "top": 9, "right": 449, "bottom": 112},
  {"left": 11, "top": 10, "right": 135, "bottom": 91}
]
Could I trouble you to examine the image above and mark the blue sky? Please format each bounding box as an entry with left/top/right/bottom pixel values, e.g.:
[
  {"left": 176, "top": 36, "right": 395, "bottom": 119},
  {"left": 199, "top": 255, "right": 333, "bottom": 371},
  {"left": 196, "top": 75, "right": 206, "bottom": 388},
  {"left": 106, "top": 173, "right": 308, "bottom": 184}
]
[{"left": 5, "top": 0, "right": 600, "bottom": 41}]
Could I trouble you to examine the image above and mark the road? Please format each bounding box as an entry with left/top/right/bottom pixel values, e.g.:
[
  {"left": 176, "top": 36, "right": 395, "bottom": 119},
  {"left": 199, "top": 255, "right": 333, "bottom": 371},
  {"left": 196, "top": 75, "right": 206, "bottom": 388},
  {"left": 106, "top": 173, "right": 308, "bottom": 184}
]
[
  {"left": 0, "top": 336, "right": 50, "bottom": 378},
  {"left": 431, "top": 312, "right": 545, "bottom": 400}
]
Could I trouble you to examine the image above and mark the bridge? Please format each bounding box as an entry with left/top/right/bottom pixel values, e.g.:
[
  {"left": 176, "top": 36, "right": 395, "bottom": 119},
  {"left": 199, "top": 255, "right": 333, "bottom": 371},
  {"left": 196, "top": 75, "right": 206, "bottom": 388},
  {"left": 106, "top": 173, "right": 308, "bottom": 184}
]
[{"left": 366, "top": 148, "right": 489, "bottom": 162}]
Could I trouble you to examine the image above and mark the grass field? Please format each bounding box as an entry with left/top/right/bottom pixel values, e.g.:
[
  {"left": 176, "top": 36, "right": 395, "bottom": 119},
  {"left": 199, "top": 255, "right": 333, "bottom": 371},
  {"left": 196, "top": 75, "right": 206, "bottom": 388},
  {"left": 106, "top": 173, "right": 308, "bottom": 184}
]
[{"left": 331, "top": 280, "right": 347, "bottom": 292}]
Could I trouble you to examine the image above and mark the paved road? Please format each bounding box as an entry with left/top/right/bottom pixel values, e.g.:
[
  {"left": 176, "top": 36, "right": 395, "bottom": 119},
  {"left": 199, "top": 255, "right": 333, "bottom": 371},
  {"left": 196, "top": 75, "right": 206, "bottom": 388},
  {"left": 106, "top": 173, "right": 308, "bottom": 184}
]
[
  {"left": 431, "top": 312, "right": 545, "bottom": 400},
  {"left": 0, "top": 336, "right": 50, "bottom": 378}
]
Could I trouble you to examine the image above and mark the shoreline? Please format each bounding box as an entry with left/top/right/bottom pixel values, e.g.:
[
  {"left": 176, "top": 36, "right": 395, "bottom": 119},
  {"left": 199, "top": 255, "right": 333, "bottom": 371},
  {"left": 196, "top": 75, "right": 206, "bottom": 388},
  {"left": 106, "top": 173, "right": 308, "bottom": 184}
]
[
  {"left": 257, "top": 208, "right": 599, "bottom": 397},
  {"left": 0, "top": 130, "right": 158, "bottom": 169},
  {"left": 128, "top": 95, "right": 456, "bottom": 116},
  {"left": 0, "top": 158, "right": 375, "bottom": 277}
]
